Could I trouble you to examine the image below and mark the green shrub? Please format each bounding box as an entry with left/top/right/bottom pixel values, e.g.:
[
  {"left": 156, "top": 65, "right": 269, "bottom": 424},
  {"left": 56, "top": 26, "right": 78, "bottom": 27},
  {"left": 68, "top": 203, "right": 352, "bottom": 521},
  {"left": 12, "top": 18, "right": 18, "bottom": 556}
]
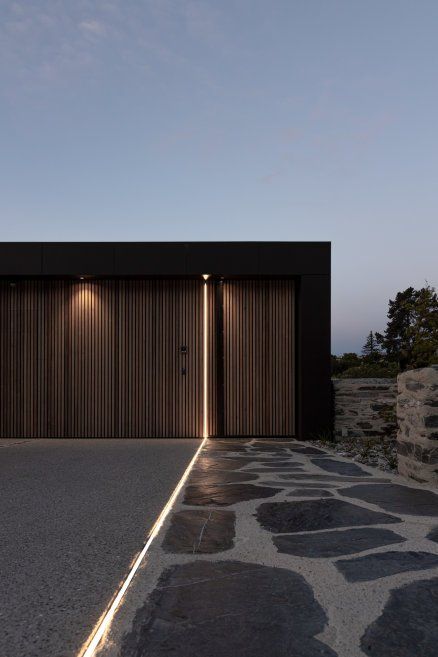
[
  {"left": 338, "top": 362, "right": 399, "bottom": 379},
  {"left": 331, "top": 353, "right": 361, "bottom": 376}
]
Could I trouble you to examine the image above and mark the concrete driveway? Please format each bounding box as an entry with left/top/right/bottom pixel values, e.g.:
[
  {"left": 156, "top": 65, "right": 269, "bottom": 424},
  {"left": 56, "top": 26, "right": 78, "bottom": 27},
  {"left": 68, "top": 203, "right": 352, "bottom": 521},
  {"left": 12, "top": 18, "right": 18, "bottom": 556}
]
[{"left": 0, "top": 438, "right": 200, "bottom": 657}]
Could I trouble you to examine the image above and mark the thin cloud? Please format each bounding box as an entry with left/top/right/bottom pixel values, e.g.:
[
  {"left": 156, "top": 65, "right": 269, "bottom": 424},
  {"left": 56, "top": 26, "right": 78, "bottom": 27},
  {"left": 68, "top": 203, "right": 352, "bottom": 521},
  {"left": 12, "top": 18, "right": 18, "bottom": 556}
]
[
  {"left": 0, "top": 0, "right": 237, "bottom": 101},
  {"left": 79, "top": 19, "right": 107, "bottom": 36}
]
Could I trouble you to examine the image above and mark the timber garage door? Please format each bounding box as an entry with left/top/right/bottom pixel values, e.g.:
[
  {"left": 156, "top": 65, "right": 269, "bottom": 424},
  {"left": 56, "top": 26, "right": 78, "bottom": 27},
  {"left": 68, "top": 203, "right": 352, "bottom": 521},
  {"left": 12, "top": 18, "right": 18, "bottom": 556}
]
[
  {"left": 221, "top": 279, "right": 295, "bottom": 437},
  {"left": 0, "top": 279, "right": 204, "bottom": 438}
]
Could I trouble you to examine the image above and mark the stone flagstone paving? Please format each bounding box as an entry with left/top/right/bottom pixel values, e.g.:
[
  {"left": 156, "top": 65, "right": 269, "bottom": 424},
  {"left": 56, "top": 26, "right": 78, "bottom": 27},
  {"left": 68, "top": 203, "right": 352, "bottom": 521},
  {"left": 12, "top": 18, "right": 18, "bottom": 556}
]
[{"left": 97, "top": 439, "right": 438, "bottom": 657}]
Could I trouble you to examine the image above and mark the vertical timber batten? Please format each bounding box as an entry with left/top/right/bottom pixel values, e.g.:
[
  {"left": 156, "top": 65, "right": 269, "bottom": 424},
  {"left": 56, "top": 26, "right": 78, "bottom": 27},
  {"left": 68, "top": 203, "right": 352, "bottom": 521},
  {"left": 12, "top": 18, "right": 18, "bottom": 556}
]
[
  {"left": 222, "top": 279, "right": 295, "bottom": 437},
  {"left": 215, "top": 280, "right": 225, "bottom": 437}
]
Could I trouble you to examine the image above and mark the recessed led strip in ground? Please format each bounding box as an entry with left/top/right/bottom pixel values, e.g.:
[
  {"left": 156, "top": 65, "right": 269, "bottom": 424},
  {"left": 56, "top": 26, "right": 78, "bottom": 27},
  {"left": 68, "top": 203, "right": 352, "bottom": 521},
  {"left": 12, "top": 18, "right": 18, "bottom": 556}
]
[{"left": 78, "top": 436, "right": 207, "bottom": 657}]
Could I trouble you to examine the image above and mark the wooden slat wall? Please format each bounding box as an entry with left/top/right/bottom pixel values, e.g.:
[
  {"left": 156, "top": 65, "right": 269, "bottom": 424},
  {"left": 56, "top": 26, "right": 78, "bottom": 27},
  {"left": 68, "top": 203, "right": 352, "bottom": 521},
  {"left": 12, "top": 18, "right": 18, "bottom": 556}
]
[
  {"left": 0, "top": 278, "right": 295, "bottom": 438},
  {"left": 223, "top": 279, "right": 295, "bottom": 437},
  {"left": 65, "top": 281, "right": 117, "bottom": 437},
  {"left": 0, "top": 280, "right": 66, "bottom": 438},
  {"left": 0, "top": 279, "right": 204, "bottom": 438},
  {"left": 118, "top": 280, "right": 203, "bottom": 438},
  {"left": 39, "top": 280, "right": 66, "bottom": 437}
]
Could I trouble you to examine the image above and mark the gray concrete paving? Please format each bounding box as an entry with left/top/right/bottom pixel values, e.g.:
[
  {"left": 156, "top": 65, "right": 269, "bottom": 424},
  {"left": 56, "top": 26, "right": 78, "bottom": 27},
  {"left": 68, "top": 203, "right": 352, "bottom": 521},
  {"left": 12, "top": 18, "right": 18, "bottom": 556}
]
[{"left": 0, "top": 438, "right": 199, "bottom": 657}]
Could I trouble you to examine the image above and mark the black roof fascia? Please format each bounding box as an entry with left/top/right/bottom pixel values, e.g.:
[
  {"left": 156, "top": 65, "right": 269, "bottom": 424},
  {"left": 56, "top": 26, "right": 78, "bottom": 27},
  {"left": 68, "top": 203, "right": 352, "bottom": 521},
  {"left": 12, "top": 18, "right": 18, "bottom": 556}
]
[{"left": 0, "top": 242, "right": 330, "bottom": 277}]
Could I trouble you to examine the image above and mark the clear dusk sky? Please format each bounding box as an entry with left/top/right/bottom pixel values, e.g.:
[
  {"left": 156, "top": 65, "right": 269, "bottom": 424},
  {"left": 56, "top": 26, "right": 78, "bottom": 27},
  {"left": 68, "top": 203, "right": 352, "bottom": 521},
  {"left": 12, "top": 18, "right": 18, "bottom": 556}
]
[{"left": 1, "top": 1, "right": 437, "bottom": 354}]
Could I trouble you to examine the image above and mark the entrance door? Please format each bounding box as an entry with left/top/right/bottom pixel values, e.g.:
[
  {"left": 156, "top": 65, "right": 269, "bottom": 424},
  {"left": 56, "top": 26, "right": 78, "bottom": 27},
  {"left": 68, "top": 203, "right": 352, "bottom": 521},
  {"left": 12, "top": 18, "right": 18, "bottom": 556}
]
[
  {"left": 118, "top": 279, "right": 204, "bottom": 437},
  {"left": 221, "top": 279, "right": 295, "bottom": 437}
]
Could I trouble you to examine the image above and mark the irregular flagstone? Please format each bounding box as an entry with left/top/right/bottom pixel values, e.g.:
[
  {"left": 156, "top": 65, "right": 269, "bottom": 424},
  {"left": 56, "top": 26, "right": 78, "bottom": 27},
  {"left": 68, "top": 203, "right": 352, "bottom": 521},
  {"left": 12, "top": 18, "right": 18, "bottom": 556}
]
[
  {"left": 206, "top": 449, "right": 250, "bottom": 456},
  {"left": 205, "top": 451, "right": 251, "bottom": 459},
  {"left": 427, "top": 527, "right": 438, "bottom": 543},
  {"left": 273, "top": 527, "right": 405, "bottom": 558},
  {"left": 205, "top": 441, "right": 249, "bottom": 452},
  {"left": 336, "top": 550, "right": 438, "bottom": 582},
  {"left": 289, "top": 446, "right": 329, "bottom": 455},
  {"left": 222, "top": 456, "right": 295, "bottom": 463},
  {"left": 287, "top": 488, "right": 334, "bottom": 497},
  {"left": 251, "top": 440, "right": 289, "bottom": 445},
  {"left": 248, "top": 447, "right": 289, "bottom": 455},
  {"left": 209, "top": 440, "right": 251, "bottom": 446},
  {"left": 255, "top": 461, "right": 303, "bottom": 467},
  {"left": 189, "top": 470, "right": 259, "bottom": 485},
  {"left": 256, "top": 499, "right": 400, "bottom": 533},
  {"left": 120, "top": 560, "right": 338, "bottom": 657},
  {"left": 162, "top": 510, "right": 235, "bottom": 554},
  {"left": 104, "top": 437, "right": 438, "bottom": 657},
  {"left": 341, "top": 484, "right": 438, "bottom": 516},
  {"left": 252, "top": 440, "right": 293, "bottom": 447},
  {"left": 258, "top": 458, "right": 302, "bottom": 464},
  {"left": 311, "top": 458, "right": 368, "bottom": 477},
  {"left": 194, "top": 457, "right": 252, "bottom": 472},
  {"left": 361, "top": 577, "right": 438, "bottom": 657},
  {"left": 244, "top": 467, "right": 305, "bottom": 474},
  {"left": 279, "top": 474, "right": 390, "bottom": 483},
  {"left": 184, "top": 482, "right": 281, "bottom": 506},
  {"left": 261, "top": 481, "right": 340, "bottom": 489},
  {"left": 249, "top": 448, "right": 289, "bottom": 454}
]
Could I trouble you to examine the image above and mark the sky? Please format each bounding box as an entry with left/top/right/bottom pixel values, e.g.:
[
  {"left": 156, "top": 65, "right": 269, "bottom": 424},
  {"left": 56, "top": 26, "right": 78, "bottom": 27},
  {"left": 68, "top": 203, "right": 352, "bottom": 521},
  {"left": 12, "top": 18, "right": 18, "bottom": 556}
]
[{"left": 0, "top": 1, "right": 437, "bottom": 354}]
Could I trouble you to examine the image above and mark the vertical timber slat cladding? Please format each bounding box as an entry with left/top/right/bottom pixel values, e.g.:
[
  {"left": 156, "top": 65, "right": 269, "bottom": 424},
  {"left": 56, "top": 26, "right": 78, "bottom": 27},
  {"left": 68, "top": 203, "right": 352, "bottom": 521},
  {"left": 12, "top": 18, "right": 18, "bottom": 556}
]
[
  {"left": 0, "top": 279, "right": 204, "bottom": 438},
  {"left": 207, "top": 279, "right": 218, "bottom": 438},
  {"left": 0, "top": 276, "right": 295, "bottom": 439},
  {"left": 117, "top": 278, "right": 203, "bottom": 438},
  {"left": 223, "top": 279, "right": 295, "bottom": 437},
  {"left": 64, "top": 280, "right": 118, "bottom": 438}
]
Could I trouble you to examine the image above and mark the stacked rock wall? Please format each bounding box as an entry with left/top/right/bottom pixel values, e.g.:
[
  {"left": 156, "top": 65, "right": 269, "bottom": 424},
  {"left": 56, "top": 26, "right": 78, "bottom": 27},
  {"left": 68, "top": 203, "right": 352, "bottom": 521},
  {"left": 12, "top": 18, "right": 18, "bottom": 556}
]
[
  {"left": 333, "top": 379, "right": 397, "bottom": 441},
  {"left": 397, "top": 366, "right": 438, "bottom": 485}
]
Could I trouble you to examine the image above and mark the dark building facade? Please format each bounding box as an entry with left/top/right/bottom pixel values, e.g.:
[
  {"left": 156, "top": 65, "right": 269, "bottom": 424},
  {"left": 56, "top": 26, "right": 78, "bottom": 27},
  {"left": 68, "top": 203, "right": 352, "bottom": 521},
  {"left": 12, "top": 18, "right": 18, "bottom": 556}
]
[{"left": 0, "top": 242, "right": 330, "bottom": 440}]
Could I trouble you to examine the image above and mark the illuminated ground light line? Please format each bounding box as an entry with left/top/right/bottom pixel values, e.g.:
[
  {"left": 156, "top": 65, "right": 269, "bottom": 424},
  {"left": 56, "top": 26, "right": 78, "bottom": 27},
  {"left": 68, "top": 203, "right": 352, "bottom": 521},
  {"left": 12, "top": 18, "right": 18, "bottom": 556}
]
[
  {"left": 202, "top": 274, "right": 210, "bottom": 438},
  {"left": 78, "top": 436, "right": 207, "bottom": 657}
]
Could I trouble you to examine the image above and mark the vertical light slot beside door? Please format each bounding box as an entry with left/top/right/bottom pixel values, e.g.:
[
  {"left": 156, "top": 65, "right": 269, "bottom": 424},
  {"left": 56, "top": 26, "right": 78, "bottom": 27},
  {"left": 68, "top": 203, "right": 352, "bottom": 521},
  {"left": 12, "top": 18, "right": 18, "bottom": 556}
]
[{"left": 202, "top": 275, "right": 209, "bottom": 438}]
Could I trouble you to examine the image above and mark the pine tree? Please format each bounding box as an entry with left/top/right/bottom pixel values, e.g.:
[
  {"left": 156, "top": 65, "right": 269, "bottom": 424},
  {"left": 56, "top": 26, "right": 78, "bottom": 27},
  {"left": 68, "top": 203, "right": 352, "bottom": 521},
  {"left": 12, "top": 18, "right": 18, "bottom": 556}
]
[
  {"left": 362, "top": 331, "right": 380, "bottom": 362},
  {"left": 375, "top": 285, "right": 438, "bottom": 369},
  {"left": 411, "top": 285, "right": 438, "bottom": 367}
]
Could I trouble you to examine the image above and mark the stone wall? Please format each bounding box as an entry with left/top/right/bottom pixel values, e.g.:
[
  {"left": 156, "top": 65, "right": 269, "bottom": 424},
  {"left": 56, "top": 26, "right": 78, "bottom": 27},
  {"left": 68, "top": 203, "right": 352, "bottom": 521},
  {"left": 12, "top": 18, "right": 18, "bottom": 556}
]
[
  {"left": 397, "top": 366, "right": 438, "bottom": 485},
  {"left": 333, "top": 378, "right": 397, "bottom": 441}
]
